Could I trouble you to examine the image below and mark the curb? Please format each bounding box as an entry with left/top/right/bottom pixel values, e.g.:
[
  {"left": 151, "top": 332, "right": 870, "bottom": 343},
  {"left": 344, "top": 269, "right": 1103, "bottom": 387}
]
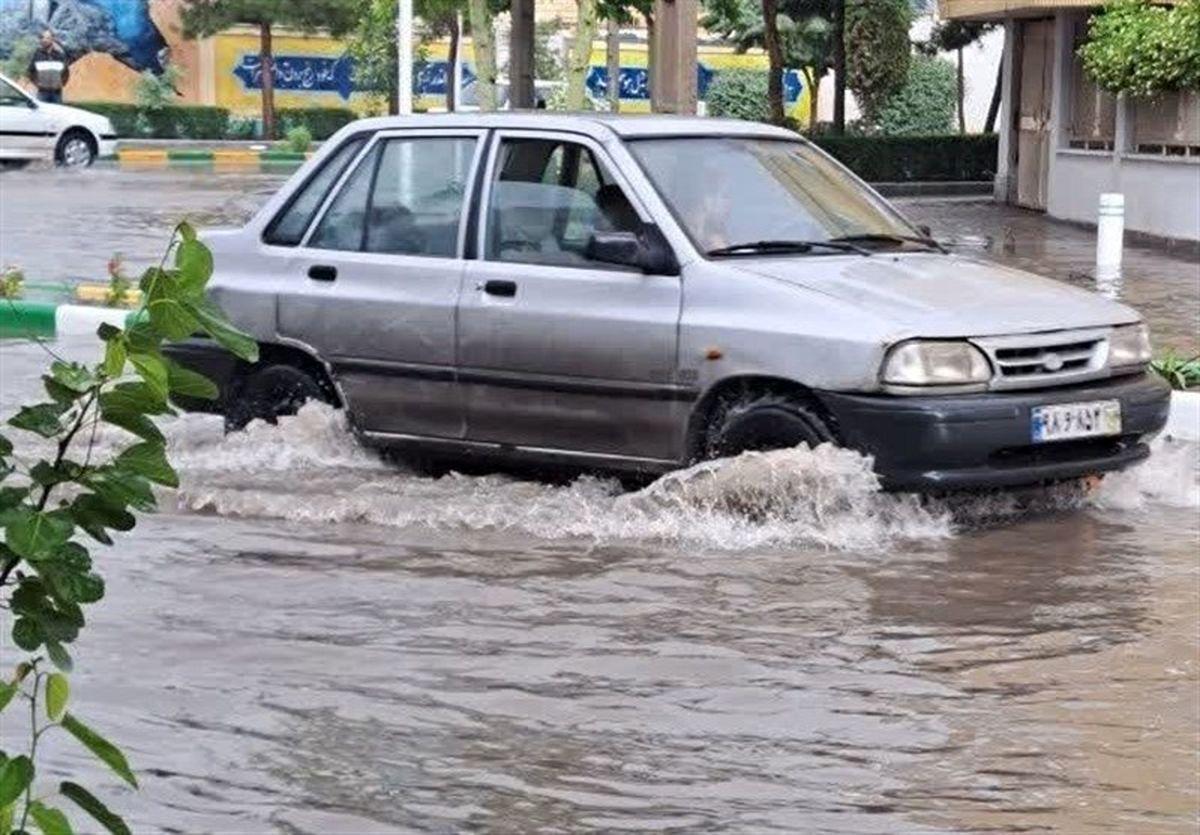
[
  {"left": 1165, "top": 390, "right": 1200, "bottom": 442},
  {"left": 110, "top": 148, "right": 312, "bottom": 168},
  {"left": 1, "top": 299, "right": 138, "bottom": 339}
]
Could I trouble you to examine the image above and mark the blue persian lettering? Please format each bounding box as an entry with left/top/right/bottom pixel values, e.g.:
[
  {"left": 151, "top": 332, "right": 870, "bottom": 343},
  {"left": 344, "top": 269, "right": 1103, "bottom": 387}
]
[
  {"left": 586, "top": 64, "right": 804, "bottom": 103},
  {"left": 233, "top": 54, "right": 356, "bottom": 100}
]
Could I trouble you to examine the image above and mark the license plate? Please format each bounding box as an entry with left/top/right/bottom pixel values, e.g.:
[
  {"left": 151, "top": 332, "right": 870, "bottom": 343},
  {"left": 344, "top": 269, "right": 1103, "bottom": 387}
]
[{"left": 1031, "top": 400, "right": 1122, "bottom": 443}]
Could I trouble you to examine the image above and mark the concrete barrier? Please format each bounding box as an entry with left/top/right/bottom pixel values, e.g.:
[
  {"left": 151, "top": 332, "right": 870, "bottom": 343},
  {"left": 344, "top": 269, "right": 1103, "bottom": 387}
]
[{"left": 1165, "top": 391, "right": 1200, "bottom": 442}]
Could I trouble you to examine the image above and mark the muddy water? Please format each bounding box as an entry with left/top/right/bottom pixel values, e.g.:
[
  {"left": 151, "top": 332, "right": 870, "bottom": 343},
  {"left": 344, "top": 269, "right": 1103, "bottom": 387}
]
[
  {"left": 1, "top": 336, "right": 1197, "bottom": 834},
  {"left": 2, "top": 170, "right": 1199, "bottom": 832}
]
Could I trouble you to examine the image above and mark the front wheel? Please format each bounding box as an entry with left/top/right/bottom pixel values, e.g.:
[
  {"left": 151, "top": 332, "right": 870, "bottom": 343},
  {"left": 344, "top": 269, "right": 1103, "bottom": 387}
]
[
  {"left": 702, "top": 391, "right": 837, "bottom": 460},
  {"left": 56, "top": 130, "right": 96, "bottom": 168},
  {"left": 225, "top": 363, "right": 335, "bottom": 432}
]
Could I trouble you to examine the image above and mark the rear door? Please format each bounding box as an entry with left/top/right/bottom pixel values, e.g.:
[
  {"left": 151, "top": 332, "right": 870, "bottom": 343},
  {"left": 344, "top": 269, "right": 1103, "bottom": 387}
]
[
  {"left": 457, "top": 130, "right": 684, "bottom": 463},
  {"left": 0, "top": 77, "right": 52, "bottom": 159},
  {"left": 275, "top": 129, "right": 485, "bottom": 439}
]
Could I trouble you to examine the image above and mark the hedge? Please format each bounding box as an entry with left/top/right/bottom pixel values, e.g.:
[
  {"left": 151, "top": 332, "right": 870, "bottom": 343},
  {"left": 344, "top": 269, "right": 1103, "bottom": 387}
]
[
  {"left": 72, "top": 103, "right": 357, "bottom": 141},
  {"left": 73, "top": 102, "right": 230, "bottom": 140},
  {"left": 276, "top": 107, "right": 357, "bottom": 140},
  {"left": 812, "top": 134, "right": 998, "bottom": 182}
]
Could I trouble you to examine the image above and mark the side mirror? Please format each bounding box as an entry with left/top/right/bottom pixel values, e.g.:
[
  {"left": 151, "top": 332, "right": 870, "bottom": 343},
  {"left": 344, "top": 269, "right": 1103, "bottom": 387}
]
[{"left": 586, "top": 224, "right": 680, "bottom": 276}]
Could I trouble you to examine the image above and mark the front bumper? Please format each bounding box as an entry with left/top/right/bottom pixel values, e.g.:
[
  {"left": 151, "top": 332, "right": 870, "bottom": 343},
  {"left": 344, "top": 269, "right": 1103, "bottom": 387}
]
[{"left": 817, "top": 372, "right": 1171, "bottom": 491}]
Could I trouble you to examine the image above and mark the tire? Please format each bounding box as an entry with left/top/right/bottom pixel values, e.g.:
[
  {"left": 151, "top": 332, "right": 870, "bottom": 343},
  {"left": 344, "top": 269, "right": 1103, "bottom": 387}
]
[
  {"left": 701, "top": 391, "right": 837, "bottom": 460},
  {"left": 225, "top": 363, "right": 335, "bottom": 432},
  {"left": 55, "top": 129, "right": 96, "bottom": 168}
]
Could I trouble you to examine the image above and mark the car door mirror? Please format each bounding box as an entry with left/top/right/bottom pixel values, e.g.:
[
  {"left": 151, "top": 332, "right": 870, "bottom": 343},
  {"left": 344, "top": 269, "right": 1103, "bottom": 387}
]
[{"left": 586, "top": 224, "right": 679, "bottom": 276}]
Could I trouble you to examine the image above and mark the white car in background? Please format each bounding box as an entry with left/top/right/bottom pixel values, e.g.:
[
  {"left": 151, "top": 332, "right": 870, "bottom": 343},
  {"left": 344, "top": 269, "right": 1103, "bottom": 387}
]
[{"left": 0, "top": 72, "right": 116, "bottom": 168}]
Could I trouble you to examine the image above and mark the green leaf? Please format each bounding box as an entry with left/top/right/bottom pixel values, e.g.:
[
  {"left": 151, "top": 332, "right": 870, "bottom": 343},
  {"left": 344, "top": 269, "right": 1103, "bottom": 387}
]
[
  {"left": 60, "top": 714, "right": 137, "bottom": 789},
  {"left": 44, "top": 642, "right": 72, "bottom": 673},
  {"left": 81, "top": 471, "right": 156, "bottom": 514},
  {"left": 0, "top": 682, "right": 16, "bottom": 715},
  {"left": 178, "top": 220, "right": 197, "bottom": 242},
  {"left": 59, "top": 783, "right": 131, "bottom": 835},
  {"left": 97, "top": 322, "right": 122, "bottom": 341},
  {"left": 0, "top": 434, "right": 10, "bottom": 457},
  {"left": 5, "top": 507, "right": 73, "bottom": 560},
  {"left": 27, "top": 802, "right": 72, "bottom": 835},
  {"left": 0, "top": 798, "right": 13, "bottom": 835},
  {"left": 70, "top": 494, "right": 136, "bottom": 535},
  {"left": 103, "top": 338, "right": 127, "bottom": 379},
  {"left": 11, "top": 618, "right": 42, "bottom": 652},
  {"left": 165, "top": 360, "right": 218, "bottom": 400},
  {"left": 50, "top": 362, "right": 94, "bottom": 394},
  {"left": 114, "top": 443, "right": 177, "bottom": 488},
  {"left": 129, "top": 353, "right": 168, "bottom": 402},
  {"left": 98, "top": 408, "right": 164, "bottom": 445},
  {"left": 0, "top": 755, "right": 33, "bottom": 807},
  {"left": 45, "top": 673, "right": 68, "bottom": 722},
  {"left": 8, "top": 404, "right": 66, "bottom": 439},
  {"left": 42, "top": 377, "right": 77, "bottom": 406},
  {"left": 99, "top": 382, "right": 171, "bottom": 417},
  {"left": 29, "top": 462, "right": 80, "bottom": 490},
  {"left": 181, "top": 297, "right": 259, "bottom": 362},
  {"left": 123, "top": 322, "right": 158, "bottom": 355},
  {"left": 0, "top": 487, "right": 29, "bottom": 512},
  {"left": 175, "top": 239, "right": 213, "bottom": 297},
  {"left": 145, "top": 272, "right": 198, "bottom": 341}
]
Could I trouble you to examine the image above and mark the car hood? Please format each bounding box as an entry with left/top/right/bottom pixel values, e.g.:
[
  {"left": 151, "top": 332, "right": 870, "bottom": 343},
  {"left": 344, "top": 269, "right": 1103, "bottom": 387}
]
[
  {"left": 38, "top": 102, "right": 113, "bottom": 135},
  {"left": 732, "top": 252, "right": 1141, "bottom": 338}
]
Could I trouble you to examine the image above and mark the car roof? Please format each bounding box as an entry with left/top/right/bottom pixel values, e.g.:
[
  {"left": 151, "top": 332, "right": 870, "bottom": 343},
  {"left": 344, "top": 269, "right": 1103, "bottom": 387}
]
[{"left": 343, "top": 111, "right": 802, "bottom": 142}]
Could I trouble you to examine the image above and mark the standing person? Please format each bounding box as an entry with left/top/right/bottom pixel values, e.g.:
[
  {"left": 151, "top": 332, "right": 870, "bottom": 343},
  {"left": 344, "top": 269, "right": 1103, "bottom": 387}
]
[{"left": 27, "top": 29, "right": 70, "bottom": 103}]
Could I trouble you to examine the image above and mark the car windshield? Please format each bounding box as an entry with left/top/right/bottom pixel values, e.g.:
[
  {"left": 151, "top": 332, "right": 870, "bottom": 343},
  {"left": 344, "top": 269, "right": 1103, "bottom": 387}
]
[{"left": 627, "top": 137, "right": 920, "bottom": 255}]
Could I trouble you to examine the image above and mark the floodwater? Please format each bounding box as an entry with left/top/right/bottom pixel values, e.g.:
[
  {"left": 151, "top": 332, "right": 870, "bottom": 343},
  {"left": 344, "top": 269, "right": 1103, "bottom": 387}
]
[{"left": 1, "top": 167, "right": 1199, "bottom": 833}]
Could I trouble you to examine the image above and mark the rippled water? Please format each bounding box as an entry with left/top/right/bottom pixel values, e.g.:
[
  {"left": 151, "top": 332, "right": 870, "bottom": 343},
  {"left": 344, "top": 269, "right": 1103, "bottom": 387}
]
[{"left": 2, "top": 336, "right": 1198, "bottom": 833}]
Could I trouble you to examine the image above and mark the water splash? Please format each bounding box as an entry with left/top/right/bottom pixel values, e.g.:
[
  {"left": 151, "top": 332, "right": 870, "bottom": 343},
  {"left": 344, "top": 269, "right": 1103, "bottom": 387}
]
[{"left": 163, "top": 404, "right": 1198, "bottom": 552}]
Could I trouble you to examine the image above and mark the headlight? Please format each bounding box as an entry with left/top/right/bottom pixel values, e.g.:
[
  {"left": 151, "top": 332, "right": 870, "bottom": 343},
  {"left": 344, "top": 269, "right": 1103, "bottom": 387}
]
[
  {"left": 1108, "top": 323, "right": 1152, "bottom": 369},
  {"left": 882, "top": 340, "right": 992, "bottom": 387}
]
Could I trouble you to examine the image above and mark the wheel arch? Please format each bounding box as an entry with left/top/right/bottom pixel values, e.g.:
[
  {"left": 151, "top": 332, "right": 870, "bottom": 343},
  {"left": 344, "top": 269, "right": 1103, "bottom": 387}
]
[
  {"left": 242, "top": 340, "right": 344, "bottom": 408},
  {"left": 685, "top": 374, "right": 839, "bottom": 462}
]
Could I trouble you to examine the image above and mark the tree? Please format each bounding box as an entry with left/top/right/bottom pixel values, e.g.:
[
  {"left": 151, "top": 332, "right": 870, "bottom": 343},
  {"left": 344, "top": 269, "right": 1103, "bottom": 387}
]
[
  {"left": 181, "top": 0, "right": 359, "bottom": 139},
  {"left": 1078, "top": 0, "right": 1200, "bottom": 97},
  {"left": 349, "top": 0, "right": 465, "bottom": 113},
  {"left": 918, "top": 19, "right": 995, "bottom": 133},
  {"left": 565, "top": 0, "right": 601, "bottom": 108},
  {"left": 844, "top": 0, "right": 911, "bottom": 127},
  {"left": 874, "top": 53, "right": 956, "bottom": 135}
]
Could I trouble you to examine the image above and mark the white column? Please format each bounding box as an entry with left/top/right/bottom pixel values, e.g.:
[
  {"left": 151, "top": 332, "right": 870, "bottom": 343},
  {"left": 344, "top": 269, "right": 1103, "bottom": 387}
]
[
  {"left": 452, "top": 12, "right": 464, "bottom": 112},
  {"left": 995, "top": 17, "right": 1016, "bottom": 203},
  {"left": 398, "top": 0, "right": 414, "bottom": 115}
]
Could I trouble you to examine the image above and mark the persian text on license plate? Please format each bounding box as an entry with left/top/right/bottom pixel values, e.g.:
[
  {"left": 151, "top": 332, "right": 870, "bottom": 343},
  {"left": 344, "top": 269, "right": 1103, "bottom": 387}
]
[{"left": 1031, "top": 400, "right": 1122, "bottom": 443}]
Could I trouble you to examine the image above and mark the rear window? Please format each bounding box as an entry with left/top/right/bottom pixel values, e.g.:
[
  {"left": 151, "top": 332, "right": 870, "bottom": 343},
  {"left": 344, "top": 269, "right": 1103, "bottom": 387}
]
[{"left": 263, "top": 135, "right": 367, "bottom": 246}]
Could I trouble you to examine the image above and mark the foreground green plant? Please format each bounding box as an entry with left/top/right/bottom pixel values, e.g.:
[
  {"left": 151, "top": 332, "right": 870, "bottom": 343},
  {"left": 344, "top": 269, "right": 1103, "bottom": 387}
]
[
  {"left": 1151, "top": 351, "right": 1200, "bottom": 391},
  {"left": 0, "top": 222, "right": 257, "bottom": 831},
  {"left": 1079, "top": 0, "right": 1200, "bottom": 96}
]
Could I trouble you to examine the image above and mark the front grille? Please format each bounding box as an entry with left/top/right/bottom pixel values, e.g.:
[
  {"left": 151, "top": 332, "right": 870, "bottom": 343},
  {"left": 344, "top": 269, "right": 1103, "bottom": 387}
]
[{"left": 974, "top": 329, "right": 1110, "bottom": 391}]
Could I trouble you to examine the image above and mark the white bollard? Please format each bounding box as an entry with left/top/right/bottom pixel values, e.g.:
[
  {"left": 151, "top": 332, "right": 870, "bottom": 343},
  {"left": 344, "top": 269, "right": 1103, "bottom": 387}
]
[{"left": 1096, "top": 192, "right": 1125, "bottom": 281}]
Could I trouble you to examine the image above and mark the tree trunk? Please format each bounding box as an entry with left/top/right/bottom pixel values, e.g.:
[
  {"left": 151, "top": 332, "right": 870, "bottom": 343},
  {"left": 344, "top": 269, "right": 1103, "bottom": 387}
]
[
  {"left": 447, "top": 17, "right": 460, "bottom": 111},
  {"left": 762, "top": 0, "right": 784, "bottom": 125},
  {"left": 566, "top": 0, "right": 600, "bottom": 109},
  {"left": 985, "top": 57, "right": 1002, "bottom": 133},
  {"left": 260, "top": 21, "right": 276, "bottom": 140},
  {"left": 509, "top": 0, "right": 535, "bottom": 108},
  {"left": 957, "top": 45, "right": 966, "bottom": 133},
  {"left": 466, "top": 0, "right": 497, "bottom": 110},
  {"left": 606, "top": 17, "right": 621, "bottom": 112},
  {"left": 805, "top": 68, "right": 819, "bottom": 133},
  {"left": 645, "top": 12, "right": 656, "bottom": 101},
  {"left": 832, "top": 0, "right": 845, "bottom": 134}
]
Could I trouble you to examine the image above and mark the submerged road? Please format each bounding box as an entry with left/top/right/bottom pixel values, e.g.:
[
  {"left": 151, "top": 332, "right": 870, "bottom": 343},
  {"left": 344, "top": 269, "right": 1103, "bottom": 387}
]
[{"left": 0, "top": 166, "right": 1197, "bottom": 833}]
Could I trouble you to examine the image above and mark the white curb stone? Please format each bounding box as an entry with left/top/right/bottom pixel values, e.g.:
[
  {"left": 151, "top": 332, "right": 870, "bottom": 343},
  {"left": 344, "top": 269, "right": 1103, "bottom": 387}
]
[
  {"left": 54, "top": 304, "right": 130, "bottom": 336},
  {"left": 1165, "top": 391, "right": 1200, "bottom": 442}
]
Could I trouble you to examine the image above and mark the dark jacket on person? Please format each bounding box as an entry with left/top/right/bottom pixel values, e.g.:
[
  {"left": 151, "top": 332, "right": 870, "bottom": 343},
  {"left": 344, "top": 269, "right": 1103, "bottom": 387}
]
[{"left": 28, "top": 44, "right": 70, "bottom": 92}]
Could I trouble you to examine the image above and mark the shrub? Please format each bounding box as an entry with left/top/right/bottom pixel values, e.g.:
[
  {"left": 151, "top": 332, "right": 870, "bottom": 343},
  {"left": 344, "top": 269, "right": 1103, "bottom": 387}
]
[
  {"left": 845, "top": 0, "right": 913, "bottom": 125},
  {"left": 227, "top": 115, "right": 259, "bottom": 140},
  {"left": 705, "top": 68, "right": 771, "bottom": 122},
  {"left": 73, "top": 102, "right": 230, "bottom": 140},
  {"left": 2, "top": 35, "right": 38, "bottom": 81},
  {"left": 133, "top": 65, "right": 183, "bottom": 111},
  {"left": 874, "top": 55, "right": 957, "bottom": 136},
  {"left": 277, "top": 107, "right": 358, "bottom": 140},
  {"left": 284, "top": 125, "right": 313, "bottom": 154},
  {"left": 1151, "top": 351, "right": 1200, "bottom": 390},
  {"left": 812, "top": 134, "right": 998, "bottom": 182},
  {"left": 1079, "top": 0, "right": 1200, "bottom": 96}
]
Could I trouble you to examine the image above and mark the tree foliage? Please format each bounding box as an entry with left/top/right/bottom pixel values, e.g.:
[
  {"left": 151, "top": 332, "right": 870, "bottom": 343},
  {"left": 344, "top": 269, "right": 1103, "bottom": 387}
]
[
  {"left": 845, "top": 0, "right": 911, "bottom": 126},
  {"left": 0, "top": 224, "right": 258, "bottom": 833},
  {"left": 706, "top": 67, "right": 772, "bottom": 121},
  {"left": 874, "top": 54, "right": 956, "bottom": 135},
  {"left": 1078, "top": 0, "right": 1200, "bottom": 96}
]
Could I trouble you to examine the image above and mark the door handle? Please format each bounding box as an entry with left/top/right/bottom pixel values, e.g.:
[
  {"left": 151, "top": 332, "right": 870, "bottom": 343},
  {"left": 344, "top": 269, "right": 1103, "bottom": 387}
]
[
  {"left": 308, "top": 265, "right": 338, "bottom": 282},
  {"left": 482, "top": 279, "right": 517, "bottom": 297}
]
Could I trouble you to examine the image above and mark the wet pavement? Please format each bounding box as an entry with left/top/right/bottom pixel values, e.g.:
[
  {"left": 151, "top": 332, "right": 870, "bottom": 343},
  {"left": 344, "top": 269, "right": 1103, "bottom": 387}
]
[{"left": 1, "top": 167, "right": 1198, "bottom": 834}]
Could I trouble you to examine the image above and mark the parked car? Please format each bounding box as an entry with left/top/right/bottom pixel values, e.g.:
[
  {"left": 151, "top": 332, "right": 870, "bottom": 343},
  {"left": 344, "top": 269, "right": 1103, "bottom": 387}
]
[
  {"left": 0, "top": 72, "right": 116, "bottom": 168},
  {"left": 166, "top": 113, "right": 1170, "bottom": 491}
]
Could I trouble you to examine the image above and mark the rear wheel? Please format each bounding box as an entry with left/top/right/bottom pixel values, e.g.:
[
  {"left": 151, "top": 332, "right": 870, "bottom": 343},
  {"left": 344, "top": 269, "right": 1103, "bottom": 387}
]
[
  {"left": 56, "top": 129, "right": 96, "bottom": 168},
  {"left": 225, "top": 363, "right": 335, "bottom": 431},
  {"left": 701, "top": 391, "right": 837, "bottom": 460}
]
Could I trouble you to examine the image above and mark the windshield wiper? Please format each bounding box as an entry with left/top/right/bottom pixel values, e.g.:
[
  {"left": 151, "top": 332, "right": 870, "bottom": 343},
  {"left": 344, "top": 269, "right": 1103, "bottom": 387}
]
[
  {"left": 826, "top": 233, "right": 948, "bottom": 254},
  {"left": 706, "top": 239, "right": 873, "bottom": 257}
]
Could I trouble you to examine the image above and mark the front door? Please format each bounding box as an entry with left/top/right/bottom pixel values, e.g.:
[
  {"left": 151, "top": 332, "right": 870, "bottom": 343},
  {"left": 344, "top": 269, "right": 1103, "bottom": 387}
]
[
  {"left": 275, "top": 129, "right": 485, "bottom": 439},
  {"left": 0, "top": 77, "right": 51, "bottom": 160},
  {"left": 1016, "top": 18, "right": 1054, "bottom": 210},
  {"left": 457, "top": 131, "right": 684, "bottom": 463}
]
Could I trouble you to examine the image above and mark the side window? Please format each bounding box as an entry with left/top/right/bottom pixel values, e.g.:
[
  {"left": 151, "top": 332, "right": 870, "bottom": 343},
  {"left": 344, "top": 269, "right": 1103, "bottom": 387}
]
[
  {"left": 0, "top": 78, "right": 32, "bottom": 107},
  {"left": 307, "top": 136, "right": 476, "bottom": 257},
  {"left": 263, "top": 136, "right": 366, "bottom": 246},
  {"left": 366, "top": 137, "right": 476, "bottom": 256},
  {"left": 486, "top": 138, "right": 641, "bottom": 268}
]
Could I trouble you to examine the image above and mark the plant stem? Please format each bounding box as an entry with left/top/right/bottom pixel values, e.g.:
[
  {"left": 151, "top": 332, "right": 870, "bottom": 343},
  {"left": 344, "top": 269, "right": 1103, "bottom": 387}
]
[{"left": 19, "top": 672, "right": 41, "bottom": 830}]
